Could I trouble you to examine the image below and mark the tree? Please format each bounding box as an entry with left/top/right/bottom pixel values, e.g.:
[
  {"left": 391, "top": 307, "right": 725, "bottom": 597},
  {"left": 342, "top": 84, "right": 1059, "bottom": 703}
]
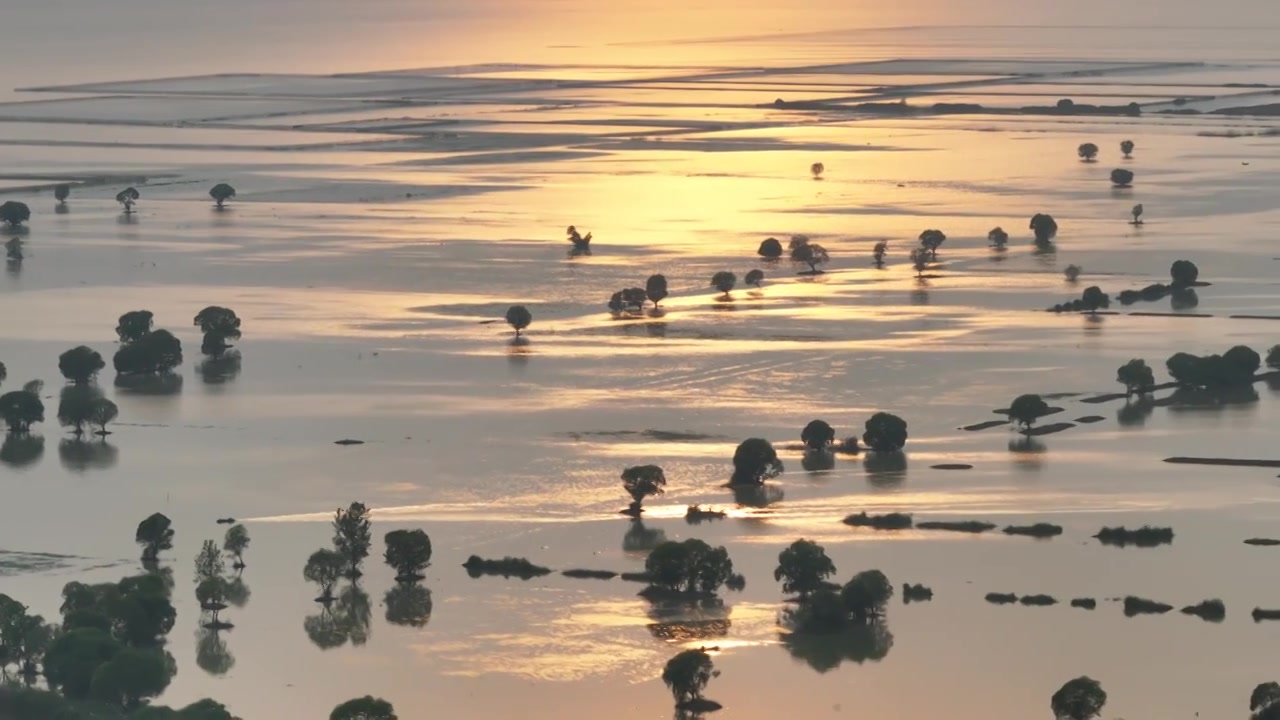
[
  {"left": 505, "top": 305, "right": 531, "bottom": 337},
  {"left": 775, "top": 539, "right": 836, "bottom": 598},
  {"left": 0, "top": 201, "right": 30, "bottom": 227},
  {"left": 60, "top": 574, "right": 175, "bottom": 648},
  {"left": 1120, "top": 139, "right": 1134, "bottom": 158},
  {"left": 0, "top": 361, "right": 6, "bottom": 386},
  {"left": 801, "top": 419, "right": 834, "bottom": 450},
  {"left": 565, "top": 225, "right": 591, "bottom": 249},
  {"left": 114, "top": 329, "right": 183, "bottom": 375},
  {"left": 330, "top": 696, "right": 398, "bottom": 720},
  {"left": 1170, "top": 259, "right": 1199, "bottom": 287},
  {"left": 988, "top": 227, "right": 1009, "bottom": 247},
  {"left": 745, "top": 268, "right": 764, "bottom": 287},
  {"left": 115, "top": 311, "right": 154, "bottom": 344},
  {"left": 1131, "top": 203, "right": 1144, "bottom": 224},
  {"left": 872, "top": 240, "right": 887, "bottom": 265},
  {"left": 194, "top": 307, "right": 241, "bottom": 358},
  {"left": 840, "top": 569, "right": 893, "bottom": 622},
  {"left": 910, "top": 247, "right": 929, "bottom": 277},
  {"left": 209, "top": 184, "right": 236, "bottom": 208},
  {"left": 1030, "top": 213, "right": 1058, "bottom": 243},
  {"left": 43, "top": 627, "right": 121, "bottom": 700},
  {"left": 1064, "top": 264, "right": 1081, "bottom": 282},
  {"left": 1, "top": 390, "right": 44, "bottom": 434},
  {"left": 59, "top": 346, "right": 106, "bottom": 384},
  {"left": 57, "top": 385, "right": 99, "bottom": 436},
  {"left": 196, "top": 628, "right": 235, "bottom": 676},
  {"left": 1224, "top": 344, "right": 1261, "bottom": 377},
  {"left": 645, "top": 274, "right": 668, "bottom": 308},
  {"left": 1077, "top": 143, "right": 1098, "bottom": 161},
  {"left": 333, "top": 502, "right": 373, "bottom": 577},
  {"left": 1252, "top": 682, "right": 1280, "bottom": 719},
  {"left": 116, "top": 187, "right": 140, "bottom": 213},
  {"left": 1050, "top": 676, "right": 1107, "bottom": 720},
  {"left": 1268, "top": 345, "right": 1280, "bottom": 370},
  {"left": 304, "top": 549, "right": 345, "bottom": 602},
  {"left": 862, "top": 412, "right": 907, "bottom": 452},
  {"left": 1110, "top": 168, "right": 1134, "bottom": 187},
  {"left": 55, "top": 184, "right": 71, "bottom": 204},
  {"left": 135, "top": 513, "right": 174, "bottom": 562},
  {"left": 645, "top": 539, "right": 736, "bottom": 595},
  {"left": 730, "top": 437, "right": 783, "bottom": 485},
  {"left": 1080, "top": 286, "right": 1109, "bottom": 314},
  {"left": 223, "top": 524, "right": 250, "bottom": 570},
  {"left": 383, "top": 529, "right": 432, "bottom": 582},
  {"left": 194, "top": 540, "right": 225, "bottom": 584},
  {"left": 195, "top": 577, "right": 229, "bottom": 627},
  {"left": 621, "top": 464, "right": 666, "bottom": 515},
  {"left": 810, "top": 162, "right": 825, "bottom": 178},
  {"left": 1116, "top": 359, "right": 1154, "bottom": 396},
  {"left": 88, "top": 398, "right": 119, "bottom": 435},
  {"left": 662, "top": 649, "right": 718, "bottom": 706},
  {"left": 1009, "top": 393, "right": 1049, "bottom": 430},
  {"left": 710, "top": 271, "right": 736, "bottom": 297},
  {"left": 89, "top": 646, "right": 173, "bottom": 709},
  {"left": 918, "top": 229, "right": 946, "bottom": 259},
  {"left": 792, "top": 242, "right": 830, "bottom": 273},
  {"left": 757, "top": 237, "right": 783, "bottom": 258}
]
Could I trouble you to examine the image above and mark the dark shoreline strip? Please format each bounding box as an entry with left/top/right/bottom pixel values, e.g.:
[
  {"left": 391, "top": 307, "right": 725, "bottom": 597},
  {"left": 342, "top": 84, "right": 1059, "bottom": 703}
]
[{"left": 1165, "top": 457, "right": 1280, "bottom": 468}]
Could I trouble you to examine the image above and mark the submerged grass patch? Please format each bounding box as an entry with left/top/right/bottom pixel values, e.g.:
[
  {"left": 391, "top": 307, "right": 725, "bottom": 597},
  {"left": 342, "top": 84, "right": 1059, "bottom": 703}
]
[
  {"left": 1124, "top": 596, "right": 1174, "bottom": 616},
  {"left": 916, "top": 520, "right": 996, "bottom": 534},
  {"left": 1094, "top": 526, "right": 1174, "bottom": 548},
  {"left": 463, "top": 555, "right": 552, "bottom": 580},
  {"left": 1244, "top": 538, "right": 1280, "bottom": 546},
  {"left": 843, "top": 512, "right": 913, "bottom": 530},
  {"left": 1002, "top": 523, "right": 1063, "bottom": 538}
]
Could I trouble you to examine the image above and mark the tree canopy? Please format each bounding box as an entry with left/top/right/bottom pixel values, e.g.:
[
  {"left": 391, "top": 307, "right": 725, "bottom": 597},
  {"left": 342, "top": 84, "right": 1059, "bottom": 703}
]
[
  {"left": 862, "top": 412, "right": 907, "bottom": 452},
  {"left": 710, "top": 271, "right": 736, "bottom": 295},
  {"left": 1120, "top": 139, "right": 1135, "bottom": 158},
  {"left": 330, "top": 696, "right": 398, "bottom": 720},
  {"left": 135, "top": 513, "right": 174, "bottom": 562},
  {"left": 115, "top": 311, "right": 154, "bottom": 345},
  {"left": 791, "top": 241, "right": 830, "bottom": 273},
  {"left": 1050, "top": 676, "right": 1107, "bottom": 720},
  {"left": 304, "top": 549, "right": 345, "bottom": 601},
  {"left": 645, "top": 539, "right": 737, "bottom": 596},
  {"left": 0, "top": 201, "right": 30, "bottom": 227},
  {"left": 194, "top": 540, "right": 225, "bottom": 584},
  {"left": 757, "top": 237, "right": 783, "bottom": 258},
  {"left": 645, "top": 274, "right": 668, "bottom": 307},
  {"left": 1170, "top": 259, "right": 1199, "bottom": 287},
  {"left": 59, "top": 346, "right": 106, "bottom": 384},
  {"left": 1008, "top": 394, "right": 1050, "bottom": 430},
  {"left": 209, "top": 184, "right": 236, "bottom": 208},
  {"left": 621, "top": 464, "right": 666, "bottom": 514},
  {"left": 801, "top": 420, "right": 835, "bottom": 450},
  {"left": 774, "top": 539, "right": 836, "bottom": 598},
  {"left": 1116, "top": 359, "right": 1154, "bottom": 396},
  {"left": 505, "top": 305, "right": 532, "bottom": 337},
  {"left": 745, "top": 268, "right": 764, "bottom": 287},
  {"left": 730, "top": 437, "right": 783, "bottom": 485},
  {"left": 840, "top": 569, "right": 893, "bottom": 622},
  {"left": 662, "top": 649, "right": 717, "bottom": 706},
  {"left": 113, "top": 330, "right": 183, "bottom": 375},
  {"left": 383, "top": 529, "right": 432, "bottom": 582},
  {"left": 1077, "top": 142, "right": 1098, "bottom": 161},
  {"left": 223, "top": 525, "right": 250, "bottom": 569},
  {"left": 918, "top": 229, "right": 946, "bottom": 259},
  {"left": 1, "top": 390, "right": 44, "bottom": 434},
  {"left": 1110, "top": 168, "right": 1134, "bottom": 187},
  {"left": 1030, "top": 214, "right": 1058, "bottom": 243},
  {"left": 333, "top": 502, "right": 373, "bottom": 578}
]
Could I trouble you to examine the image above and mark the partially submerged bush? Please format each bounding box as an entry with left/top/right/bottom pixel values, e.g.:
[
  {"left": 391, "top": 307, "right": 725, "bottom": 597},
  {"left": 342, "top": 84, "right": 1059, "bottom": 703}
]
[
  {"left": 1124, "top": 596, "right": 1173, "bottom": 616},
  {"left": 758, "top": 237, "right": 783, "bottom": 258},
  {"left": 1019, "top": 594, "right": 1057, "bottom": 607},
  {"left": 1077, "top": 142, "right": 1099, "bottom": 161},
  {"left": 685, "top": 505, "right": 726, "bottom": 524},
  {"left": 730, "top": 437, "right": 783, "bottom": 485},
  {"left": 985, "top": 592, "right": 1018, "bottom": 605},
  {"left": 1170, "top": 259, "right": 1199, "bottom": 287},
  {"left": 842, "top": 512, "right": 912, "bottom": 530},
  {"left": 1008, "top": 393, "right": 1051, "bottom": 430},
  {"left": 644, "top": 539, "right": 736, "bottom": 596},
  {"left": 505, "top": 305, "right": 532, "bottom": 337},
  {"left": 1052, "top": 676, "right": 1107, "bottom": 720},
  {"left": 1094, "top": 526, "right": 1173, "bottom": 548},
  {"left": 1116, "top": 358, "right": 1155, "bottom": 396},
  {"left": 1181, "top": 599, "right": 1225, "bottom": 622},
  {"left": 621, "top": 464, "right": 666, "bottom": 515},
  {"left": 744, "top": 268, "right": 764, "bottom": 287},
  {"left": 462, "top": 556, "right": 551, "bottom": 580},
  {"left": 840, "top": 570, "right": 893, "bottom": 622},
  {"left": 0, "top": 201, "right": 30, "bottom": 226},
  {"left": 1120, "top": 139, "right": 1135, "bottom": 158},
  {"left": 1029, "top": 213, "right": 1058, "bottom": 244},
  {"left": 710, "top": 271, "right": 736, "bottom": 296},
  {"left": 1002, "top": 523, "right": 1063, "bottom": 538},
  {"left": 1071, "top": 598, "right": 1097, "bottom": 610},
  {"left": 1110, "top": 168, "right": 1134, "bottom": 187},
  {"left": 918, "top": 229, "right": 946, "bottom": 259},
  {"left": 916, "top": 520, "right": 996, "bottom": 533},
  {"left": 801, "top": 419, "right": 835, "bottom": 450},
  {"left": 902, "top": 583, "right": 933, "bottom": 603},
  {"left": 774, "top": 539, "right": 837, "bottom": 598},
  {"left": 862, "top": 412, "right": 908, "bottom": 452},
  {"left": 988, "top": 227, "right": 1009, "bottom": 247}
]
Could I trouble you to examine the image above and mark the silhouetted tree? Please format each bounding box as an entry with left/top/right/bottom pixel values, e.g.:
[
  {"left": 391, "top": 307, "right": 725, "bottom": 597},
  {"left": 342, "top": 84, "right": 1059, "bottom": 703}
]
[
  {"left": 566, "top": 225, "right": 591, "bottom": 249},
  {"left": 384, "top": 583, "right": 432, "bottom": 628},
  {"left": 193, "top": 306, "right": 241, "bottom": 358},
  {"left": 1, "top": 390, "right": 44, "bottom": 434},
  {"left": 195, "top": 577, "right": 229, "bottom": 628},
  {"left": 1110, "top": 168, "right": 1134, "bottom": 187},
  {"left": 862, "top": 412, "right": 907, "bottom": 452},
  {"left": 1116, "top": 359, "right": 1154, "bottom": 396},
  {"left": 645, "top": 539, "right": 737, "bottom": 595},
  {"left": 730, "top": 437, "right": 783, "bottom": 484},
  {"left": 775, "top": 539, "right": 836, "bottom": 598},
  {"left": 745, "top": 268, "right": 764, "bottom": 287},
  {"left": 801, "top": 420, "right": 834, "bottom": 450},
  {"left": 223, "top": 525, "right": 249, "bottom": 570},
  {"left": 988, "top": 227, "right": 1009, "bottom": 247},
  {"left": 383, "top": 529, "right": 432, "bottom": 582},
  {"left": 1252, "top": 682, "right": 1280, "bottom": 720},
  {"left": 918, "top": 230, "right": 946, "bottom": 259},
  {"left": 1120, "top": 140, "right": 1134, "bottom": 159},
  {"left": 115, "top": 311, "right": 154, "bottom": 344},
  {"left": 840, "top": 569, "right": 893, "bottom": 622},
  {"left": 42, "top": 628, "right": 119, "bottom": 700},
  {"left": 1064, "top": 264, "right": 1081, "bottom": 282},
  {"left": 1080, "top": 286, "right": 1109, "bottom": 314},
  {"left": 1225, "top": 344, "right": 1261, "bottom": 377},
  {"left": 505, "top": 305, "right": 531, "bottom": 337},
  {"left": 54, "top": 184, "right": 70, "bottom": 204},
  {"left": 303, "top": 549, "right": 344, "bottom": 602},
  {"left": 1267, "top": 345, "right": 1280, "bottom": 371},
  {"left": 909, "top": 247, "right": 929, "bottom": 277},
  {"left": 194, "top": 540, "right": 225, "bottom": 584},
  {"left": 89, "top": 646, "right": 174, "bottom": 709},
  {"left": 621, "top": 464, "right": 667, "bottom": 515},
  {"left": 710, "top": 271, "right": 736, "bottom": 297},
  {"left": 872, "top": 240, "right": 887, "bottom": 265},
  {"left": 0, "top": 201, "right": 30, "bottom": 227},
  {"left": 810, "top": 162, "right": 824, "bottom": 178},
  {"left": 333, "top": 502, "right": 373, "bottom": 578},
  {"left": 1170, "top": 259, "right": 1199, "bottom": 287},
  {"left": 621, "top": 287, "right": 647, "bottom": 311},
  {"left": 1131, "top": 204, "right": 1144, "bottom": 224},
  {"left": 1051, "top": 676, "right": 1107, "bottom": 720},
  {"left": 758, "top": 237, "right": 783, "bottom": 258},
  {"left": 209, "top": 184, "right": 236, "bottom": 208},
  {"left": 116, "top": 188, "right": 140, "bottom": 214},
  {"left": 0, "top": 361, "right": 6, "bottom": 386},
  {"left": 1077, "top": 143, "right": 1098, "bottom": 161},
  {"left": 662, "top": 649, "right": 718, "bottom": 707},
  {"left": 135, "top": 513, "right": 174, "bottom": 563},
  {"left": 113, "top": 330, "right": 182, "bottom": 375},
  {"left": 792, "top": 242, "right": 830, "bottom": 273},
  {"left": 1030, "top": 214, "right": 1058, "bottom": 243},
  {"left": 1009, "top": 393, "right": 1049, "bottom": 430},
  {"left": 330, "top": 696, "right": 397, "bottom": 720},
  {"left": 645, "top": 274, "right": 669, "bottom": 308},
  {"left": 88, "top": 397, "right": 118, "bottom": 435},
  {"left": 58, "top": 346, "right": 106, "bottom": 384},
  {"left": 57, "top": 385, "right": 99, "bottom": 436}
]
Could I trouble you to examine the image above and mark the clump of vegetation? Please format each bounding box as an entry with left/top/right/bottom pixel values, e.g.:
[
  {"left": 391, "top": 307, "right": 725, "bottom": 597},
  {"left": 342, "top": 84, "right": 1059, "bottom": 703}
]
[
  {"left": 1051, "top": 676, "right": 1107, "bottom": 720},
  {"left": 800, "top": 419, "right": 835, "bottom": 450},
  {"left": 1166, "top": 345, "right": 1262, "bottom": 389},
  {"left": 194, "top": 306, "right": 242, "bottom": 358},
  {"left": 910, "top": 247, "right": 929, "bottom": 277},
  {"left": 1064, "top": 264, "right": 1081, "bottom": 282},
  {"left": 774, "top": 539, "right": 837, "bottom": 598},
  {"left": 566, "top": 225, "right": 591, "bottom": 249},
  {"left": 918, "top": 229, "right": 946, "bottom": 259},
  {"left": 1077, "top": 143, "right": 1099, "bottom": 161},
  {"left": 1, "top": 388, "right": 44, "bottom": 434},
  {"left": 1110, "top": 168, "right": 1134, "bottom": 187},
  {"left": 1170, "top": 259, "right": 1199, "bottom": 287},
  {"left": 384, "top": 529, "right": 432, "bottom": 582},
  {"left": 902, "top": 583, "right": 933, "bottom": 603},
  {"left": 331, "top": 696, "right": 397, "bottom": 720},
  {"left": 332, "top": 502, "right": 372, "bottom": 578},
  {"left": 562, "top": 569, "right": 617, "bottom": 580},
  {"left": 744, "top": 268, "right": 764, "bottom": 287},
  {"left": 710, "top": 271, "right": 736, "bottom": 297},
  {"left": 1071, "top": 598, "right": 1097, "bottom": 610},
  {"left": 209, "top": 183, "right": 236, "bottom": 208},
  {"left": 872, "top": 240, "right": 887, "bottom": 265},
  {"left": 985, "top": 592, "right": 1018, "bottom": 605},
  {"left": 504, "top": 305, "right": 532, "bottom": 337},
  {"left": 1181, "top": 599, "right": 1225, "bottom": 622},
  {"left": 1245, "top": 538, "right": 1280, "bottom": 547},
  {"left": 0, "top": 201, "right": 31, "bottom": 227},
  {"left": 862, "top": 412, "right": 908, "bottom": 452},
  {"left": 1030, "top": 213, "right": 1058, "bottom": 244},
  {"left": 113, "top": 329, "right": 183, "bottom": 376},
  {"left": 835, "top": 436, "right": 860, "bottom": 454},
  {"left": 303, "top": 549, "right": 345, "bottom": 602},
  {"left": 621, "top": 464, "right": 666, "bottom": 516},
  {"left": 685, "top": 505, "right": 726, "bottom": 523},
  {"left": 730, "top": 437, "right": 783, "bottom": 485},
  {"left": 645, "top": 274, "right": 668, "bottom": 307},
  {"left": 842, "top": 512, "right": 913, "bottom": 530},
  {"left": 790, "top": 238, "right": 831, "bottom": 274},
  {"left": 662, "top": 649, "right": 720, "bottom": 712},
  {"left": 644, "top": 539, "right": 740, "bottom": 597},
  {"left": 916, "top": 520, "right": 996, "bottom": 533},
  {"left": 116, "top": 187, "right": 140, "bottom": 214},
  {"left": 810, "top": 162, "right": 825, "bottom": 178},
  {"left": 1124, "top": 596, "right": 1173, "bottom": 616},
  {"left": 135, "top": 512, "right": 174, "bottom": 563},
  {"left": 1094, "top": 526, "right": 1174, "bottom": 548},
  {"left": 58, "top": 346, "right": 106, "bottom": 385},
  {"left": 463, "top": 556, "right": 552, "bottom": 580},
  {"left": 988, "top": 227, "right": 1009, "bottom": 247},
  {"left": 1002, "top": 523, "right": 1063, "bottom": 538},
  {"left": 1120, "top": 139, "right": 1135, "bottom": 158},
  {"left": 1251, "top": 682, "right": 1280, "bottom": 719},
  {"left": 223, "top": 524, "right": 249, "bottom": 570},
  {"left": 758, "top": 237, "right": 783, "bottom": 258},
  {"left": 1020, "top": 594, "right": 1057, "bottom": 607},
  {"left": 1131, "top": 203, "right": 1144, "bottom": 224}
]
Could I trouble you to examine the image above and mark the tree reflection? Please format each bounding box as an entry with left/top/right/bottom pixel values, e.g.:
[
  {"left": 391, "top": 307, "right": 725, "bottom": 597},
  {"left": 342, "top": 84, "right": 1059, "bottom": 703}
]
[
  {"left": 801, "top": 450, "right": 835, "bottom": 473},
  {"left": 863, "top": 451, "right": 906, "bottom": 487},
  {"left": 780, "top": 621, "right": 894, "bottom": 673},
  {"left": 304, "top": 607, "right": 346, "bottom": 650},
  {"left": 731, "top": 483, "right": 784, "bottom": 508},
  {"left": 58, "top": 438, "right": 119, "bottom": 473},
  {"left": 384, "top": 583, "right": 433, "bottom": 628},
  {"left": 646, "top": 597, "right": 731, "bottom": 643},
  {"left": 224, "top": 575, "right": 251, "bottom": 609},
  {"left": 333, "top": 583, "right": 371, "bottom": 646},
  {"left": 141, "top": 559, "right": 175, "bottom": 595},
  {"left": 1162, "top": 385, "right": 1259, "bottom": 410},
  {"left": 196, "top": 628, "right": 235, "bottom": 676},
  {"left": 1117, "top": 396, "right": 1156, "bottom": 427},
  {"left": 0, "top": 434, "right": 44, "bottom": 469},
  {"left": 114, "top": 373, "right": 184, "bottom": 396},
  {"left": 198, "top": 352, "right": 242, "bottom": 385},
  {"left": 623, "top": 519, "right": 667, "bottom": 555}
]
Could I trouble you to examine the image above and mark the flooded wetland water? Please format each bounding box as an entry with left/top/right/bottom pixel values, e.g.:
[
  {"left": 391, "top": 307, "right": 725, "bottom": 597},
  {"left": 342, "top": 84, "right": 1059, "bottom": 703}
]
[{"left": 3, "top": 2, "right": 1280, "bottom": 718}]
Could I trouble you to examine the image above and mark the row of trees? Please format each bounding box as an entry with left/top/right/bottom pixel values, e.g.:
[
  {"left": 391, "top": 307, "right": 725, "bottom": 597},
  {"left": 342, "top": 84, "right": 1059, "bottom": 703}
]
[
  {"left": 1078, "top": 139, "right": 1135, "bottom": 162},
  {"left": 0, "top": 184, "right": 239, "bottom": 228}
]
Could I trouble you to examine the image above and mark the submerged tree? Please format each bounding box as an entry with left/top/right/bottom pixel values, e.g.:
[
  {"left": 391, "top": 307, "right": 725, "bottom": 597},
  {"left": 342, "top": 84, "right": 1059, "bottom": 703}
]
[
  {"left": 910, "top": 247, "right": 929, "bottom": 278},
  {"left": 792, "top": 242, "right": 830, "bottom": 273},
  {"left": 57, "top": 385, "right": 99, "bottom": 436},
  {"left": 1008, "top": 393, "right": 1050, "bottom": 430},
  {"left": 194, "top": 306, "right": 241, "bottom": 358},
  {"left": 645, "top": 274, "right": 669, "bottom": 308},
  {"left": 1030, "top": 213, "right": 1058, "bottom": 244},
  {"left": 330, "top": 696, "right": 398, "bottom": 720},
  {"left": 645, "top": 539, "right": 737, "bottom": 596},
  {"left": 135, "top": 513, "right": 175, "bottom": 562},
  {"left": 0, "top": 201, "right": 30, "bottom": 227},
  {"left": 810, "top": 162, "right": 825, "bottom": 179},
  {"left": 116, "top": 187, "right": 140, "bottom": 214},
  {"left": 54, "top": 184, "right": 71, "bottom": 204},
  {"left": 383, "top": 529, "right": 432, "bottom": 582},
  {"left": 862, "top": 412, "right": 907, "bottom": 452},
  {"left": 840, "top": 569, "right": 894, "bottom": 622},
  {"left": 88, "top": 398, "right": 118, "bottom": 435},
  {"left": 1120, "top": 139, "right": 1135, "bottom": 159},
  {"left": 872, "top": 240, "right": 887, "bottom": 265},
  {"left": 710, "top": 271, "right": 736, "bottom": 297},
  {"left": 505, "top": 305, "right": 532, "bottom": 337},
  {"left": 730, "top": 437, "right": 783, "bottom": 485},
  {"left": 744, "top": 269, "right": 764, "bottom": 288},
  {"left": 1081, "top": 286, "right": 1110, "bottom": 314},
  {"left": 918, "top": 229, "right": 946, "bottom": 259},
  {"left": 1051, "top": 676, "right": 1107, "bottom": 720},
  {"left": 58, "top": 346, "right": 106, "bottom": 384},
  {"left": 1, "top": 390, "right": 44, "bottom": 434},
  {"left": 223, "top": 524, "right": 250, "bottom": 570},
  {"left": 988, "top": 227, "right": 1009, "bottom": 248},
  {"left": 1170, "top": 259, "right": 1199, "bottom": 287},
  {"left": 209, "top": 183, "right": 236, "bottom": 208},
  {"left": 1110, "top": 168, "right": 1134, "bottom": 188},
  {"left": 115, "top": 311, "right": 154, "bottom": 345},
  {"left": 113, "top": 329, "right": 183, "bottom": 375},
  {"left": 304, "top": 549, "right": 345, "bottom": 602},
  {"left": 621, "top": 464, "right": 667, "bottom": 516},
  {"left": 775, "top": 539, "right": 837, "bottom": 599},
  {"left": 1077, "top": 143, "right": 1099, "bottom": 161},
  {"left": 1116, "top": 359, "right": 1155, "bottom": 396},
  {"left": 194, "top": 540, "right": 226, "bottom": 584},
  {"left": 1064, "top": 264, "right": 1081, "bottom": 282},
  {"left": 333, "top": 502, "right": 373, "bottom": 578},
  {"left": 662, "top": 649, "right": 718, "bottom": 708},
  {"left": 195, "top": 577, "right": 230, "bottom": 628},
  {"left": 757, "top": 237, "right": 783, "bottom": 258},
  {"left": 801, "top": 419, "right": 834, "bottom": 450},
  {"left": 1131, "top": 203, "right": 1144, "bottom": 225},
  {"left": 565, "top": 225, "right": 592, "bottom": 250},
  {"left": 1252, "top": 682, "right": 1280, "bottom": 720}
]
